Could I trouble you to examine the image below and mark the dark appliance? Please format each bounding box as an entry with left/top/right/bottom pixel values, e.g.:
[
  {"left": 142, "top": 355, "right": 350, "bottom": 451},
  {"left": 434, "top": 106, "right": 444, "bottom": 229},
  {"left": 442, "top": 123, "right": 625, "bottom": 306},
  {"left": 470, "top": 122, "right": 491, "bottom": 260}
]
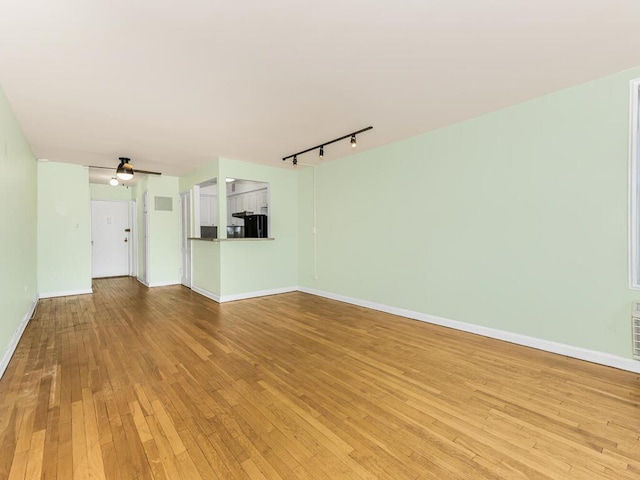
[
  {"left": 244, "top": 214, "right": 268, "bottom": 238},
  {"left": 200, "top": 226, "right": 217, "bottom": 239},
  {"left": 231, "top": 210, "right": 254, "bottom": 218},
  {"left": 226, "top": 225, "right": 244, "bottom": 238}
]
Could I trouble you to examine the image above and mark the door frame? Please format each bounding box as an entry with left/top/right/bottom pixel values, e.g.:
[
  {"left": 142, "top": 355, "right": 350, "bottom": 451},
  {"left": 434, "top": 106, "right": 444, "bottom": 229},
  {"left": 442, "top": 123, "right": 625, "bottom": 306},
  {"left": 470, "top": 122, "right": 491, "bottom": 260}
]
[
  {"left": 90, "top": 199, "right": 137, "bottom": 278},
  {"left": 179, "top": 190, "right": 193, "bottom": 288},
  {"left": 141, "top": 190, "right": 150, "bottom": 286},
  {"left": 129, "top": 199, "right": 138, "bottom": 277}
]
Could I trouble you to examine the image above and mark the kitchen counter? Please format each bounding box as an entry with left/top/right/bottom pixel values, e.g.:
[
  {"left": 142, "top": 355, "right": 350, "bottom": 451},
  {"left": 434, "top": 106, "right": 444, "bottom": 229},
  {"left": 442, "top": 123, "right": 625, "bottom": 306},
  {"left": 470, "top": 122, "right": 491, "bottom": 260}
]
[{"left": 188, "top": 237, "right": 274, "bottom": 242}]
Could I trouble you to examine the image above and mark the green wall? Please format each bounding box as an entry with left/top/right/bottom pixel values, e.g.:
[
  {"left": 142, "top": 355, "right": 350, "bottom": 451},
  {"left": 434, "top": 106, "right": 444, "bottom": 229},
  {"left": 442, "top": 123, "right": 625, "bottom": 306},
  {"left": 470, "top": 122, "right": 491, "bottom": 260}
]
[
  {"left": 147, "top": 176, "right": 180, "bottom": 285},
  {"left": 178, "top": 158, "right": 219, "bottom": 194},
  {"left": 180, "top": 158, "right": 298, "bottom": 298},
  {"left": 0, "top": 84, "right": 37, "bottom": 370},
  {"left": 299, "top": 66, "right": 640, "bottom": 359},
  {"left": 132, "top": 175, "right": 181, "bottom": 286},
  {"left": 37, "top": 162, "right": 92, "bottom": 296},
  {"left": 90, "top": 183, "right": 133, "bottom": 201},
  {"left": 191, "top": 241, "right": 221, "bottom": 296},
  {"left": 218, "top": 158, "right": 298, "bottom": 296},
  {"left": 4, "top": 59, "right": 638, "bottom": 370}
]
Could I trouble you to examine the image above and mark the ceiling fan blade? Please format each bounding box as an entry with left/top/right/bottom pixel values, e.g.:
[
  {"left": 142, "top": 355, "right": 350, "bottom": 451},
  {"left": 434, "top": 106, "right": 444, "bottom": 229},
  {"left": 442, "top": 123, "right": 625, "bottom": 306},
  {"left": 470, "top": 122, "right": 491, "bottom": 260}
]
[{"left": 87, "top": 165, "right": 162, "bottom": 175}]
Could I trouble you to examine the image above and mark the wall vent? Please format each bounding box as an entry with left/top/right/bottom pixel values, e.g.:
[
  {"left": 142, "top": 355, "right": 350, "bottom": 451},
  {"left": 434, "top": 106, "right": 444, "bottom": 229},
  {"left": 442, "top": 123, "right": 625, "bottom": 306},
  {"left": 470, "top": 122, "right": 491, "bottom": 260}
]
[
  {"left": 633, "top": 302, "right": 640, "bottom": 360},
  {"left": 154, "top": 196, "right": 173, "bottom": 211}
]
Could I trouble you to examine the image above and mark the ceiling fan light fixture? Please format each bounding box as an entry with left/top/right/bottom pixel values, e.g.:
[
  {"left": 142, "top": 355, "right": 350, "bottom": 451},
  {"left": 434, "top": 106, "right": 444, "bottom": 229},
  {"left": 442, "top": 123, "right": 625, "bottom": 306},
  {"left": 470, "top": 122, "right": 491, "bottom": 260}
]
[
  {"left": 116, "top": 157, "right": 134, "bottom": 180},
  {"left": 109, "top": 177, "right": 119, "bottom": 186}
]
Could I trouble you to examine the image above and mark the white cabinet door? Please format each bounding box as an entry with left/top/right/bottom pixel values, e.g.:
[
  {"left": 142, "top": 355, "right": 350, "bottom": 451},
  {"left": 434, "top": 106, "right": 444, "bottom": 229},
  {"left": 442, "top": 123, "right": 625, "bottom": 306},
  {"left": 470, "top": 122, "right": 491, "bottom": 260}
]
[
  {"left": 200, "top": 195, "right": 212, "bottom": 226},
  {"left": 200, "top": 195, "right": 218, "bottom": 226},
  {"left": 259, "top": 190, "right": 268, "bottom": 210},
  {"left": 246, "top": 192, "right": 258, "bottom": 214},
  {"left": 210, "top": 196, "right": 217, "bottom": 226},
  {"left": 227, "top": 190, "right": 268, "bottom": 224},
  {"left": 228, "top": 197, "right": 243, "bottom": 225}
]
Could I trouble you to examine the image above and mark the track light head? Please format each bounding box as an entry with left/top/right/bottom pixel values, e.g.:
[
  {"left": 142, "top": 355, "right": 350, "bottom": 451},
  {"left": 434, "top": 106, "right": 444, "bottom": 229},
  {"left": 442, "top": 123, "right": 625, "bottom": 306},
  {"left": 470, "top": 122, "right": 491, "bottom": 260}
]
[
  {"left": 109, "top": 177, "right": 119, "bottom": 186},
  {"left": 282, "top": 126, "right": 371, "bottom": 167}
]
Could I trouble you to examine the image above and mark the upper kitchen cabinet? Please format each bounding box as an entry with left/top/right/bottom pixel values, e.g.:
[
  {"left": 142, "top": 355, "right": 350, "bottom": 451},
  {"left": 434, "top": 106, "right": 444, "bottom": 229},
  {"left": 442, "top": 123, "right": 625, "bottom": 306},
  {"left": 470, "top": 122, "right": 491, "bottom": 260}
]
[
  {"left": 226, "top": 179, "right": 269, "bottom": 226},
  {"left": 197, "top": 179, "right": 218, "bottom": 238},
  {"left": 226, "top": 178, "right": 270, "bottom": 238},
  {"left": 200, "top": 183, "right": 217, "bottom": 227}
]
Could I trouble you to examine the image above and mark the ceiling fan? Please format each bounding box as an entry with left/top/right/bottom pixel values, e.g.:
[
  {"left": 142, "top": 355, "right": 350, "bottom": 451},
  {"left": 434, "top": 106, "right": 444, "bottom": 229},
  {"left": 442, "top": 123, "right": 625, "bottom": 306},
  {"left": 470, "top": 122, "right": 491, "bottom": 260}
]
[{"left": 89, "top": 157, "right": 162, "bottom": 183}]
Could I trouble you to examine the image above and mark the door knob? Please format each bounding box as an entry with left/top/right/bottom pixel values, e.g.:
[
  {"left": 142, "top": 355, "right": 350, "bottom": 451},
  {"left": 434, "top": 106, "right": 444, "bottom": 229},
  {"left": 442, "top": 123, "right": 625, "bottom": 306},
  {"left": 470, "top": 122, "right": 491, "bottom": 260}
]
[{"left": 124, "top": 238, "right": 128, "bottom": 242}]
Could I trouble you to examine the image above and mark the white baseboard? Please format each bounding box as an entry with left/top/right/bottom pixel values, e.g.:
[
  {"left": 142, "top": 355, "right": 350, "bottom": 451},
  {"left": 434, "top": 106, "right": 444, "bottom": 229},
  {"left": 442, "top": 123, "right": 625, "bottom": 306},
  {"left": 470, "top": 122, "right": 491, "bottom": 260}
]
[
  {"left": 38, "top": 288, "right": 93, "bottom": 299},
  {"left": 298, "top": 287, "right": 640, "bottom": 374},
  {"left": 221, "top": 286, "right": 298, "bottom": 303},
  {"left": 192, "top": 285, "right": 221, "bottom": 303},
  {"left": 191, "top": 285, "right": 297, "bottom": 304},
  {"left": 137, "top": 277, "right": 180, "bottom": 288},
  {"left": 148, "top": 281, "right": 181, "bottom": 288},
  {"left": 0, "top": 298, "right": 38, "bottom": 379}
]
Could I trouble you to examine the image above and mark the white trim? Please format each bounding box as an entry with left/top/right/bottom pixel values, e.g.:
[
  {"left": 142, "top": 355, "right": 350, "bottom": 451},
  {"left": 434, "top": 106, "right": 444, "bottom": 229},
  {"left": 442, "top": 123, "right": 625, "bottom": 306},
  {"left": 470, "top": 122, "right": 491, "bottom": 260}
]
[
  {"left": 220, "top": 286, "right": 297, "bottom": 303},
  {"left": 0, "top": 298, "right": 38, "bottom": 379},
  {"left": 629, "top": 78, "right": 640, "bottom": 289},
  {"left": 136, "top": 277, "right": 180, "bottom": 288},
  {"left": 191, "top": 285, "right": 297, "bottom": 304},
  {"left": 90, "top": 199, "right": 134, "bottom": 279},
  {"left": 38, "top": 288, "right": 93, "bottom": 299},
  {"left": 148, "top": 281, "right": 181, "bottom": 288},
  {"left": 129, "top": 199, "right": 138, "bottom": 278},
  {"left": 179, "top": 192, "right": 193, "bottom": 288},
  {"left": 192, "top": 184, "right": 201, "bottom": 238},
  {"left": 298, "top": 287, "right": 640, "bottom": 374},
  {"left": 192, "top": 285, "right": 221, "bottom": 303},
  {"left": 142, "top": 190, "right": 150, "bottom": 286}
]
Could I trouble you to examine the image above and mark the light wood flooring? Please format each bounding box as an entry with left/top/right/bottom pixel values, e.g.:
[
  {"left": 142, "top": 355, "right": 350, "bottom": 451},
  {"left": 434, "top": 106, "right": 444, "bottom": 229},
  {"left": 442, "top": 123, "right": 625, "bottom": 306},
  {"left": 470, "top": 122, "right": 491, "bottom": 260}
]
[{"left": 1, "top": 277, "right": 639, "bottom": 479}]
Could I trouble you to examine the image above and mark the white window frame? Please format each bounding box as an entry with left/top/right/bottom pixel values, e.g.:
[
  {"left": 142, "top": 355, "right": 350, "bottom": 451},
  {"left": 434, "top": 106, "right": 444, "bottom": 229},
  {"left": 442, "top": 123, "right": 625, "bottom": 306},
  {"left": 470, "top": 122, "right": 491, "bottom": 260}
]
[{"left": 629, "top": 78, "right": 640, "bottom": 289}]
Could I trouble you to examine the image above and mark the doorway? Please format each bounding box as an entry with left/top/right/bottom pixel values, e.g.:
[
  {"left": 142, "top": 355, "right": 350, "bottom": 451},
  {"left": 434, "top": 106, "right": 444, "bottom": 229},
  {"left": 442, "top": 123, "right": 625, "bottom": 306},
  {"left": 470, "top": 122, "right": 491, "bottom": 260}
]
[
  {"left": 91, "top": 200, "right": 132, "bottom": 278},
  {"left": 180, "top": 191, "right": 192, "bottom": 287}
]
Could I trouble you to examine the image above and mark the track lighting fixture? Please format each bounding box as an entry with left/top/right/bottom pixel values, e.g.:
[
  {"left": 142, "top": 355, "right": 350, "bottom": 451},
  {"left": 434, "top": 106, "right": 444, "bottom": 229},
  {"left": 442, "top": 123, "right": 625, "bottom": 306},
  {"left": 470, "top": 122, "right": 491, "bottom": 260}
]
[
  {"left": 109, "top": 177, "right": 119, "bottom": 186},
  {"left": 116, "top": 157, "right": 134, "bottom": 180},
  {"left": 282, "top": 126, "right": 372, "bottom": 166}
]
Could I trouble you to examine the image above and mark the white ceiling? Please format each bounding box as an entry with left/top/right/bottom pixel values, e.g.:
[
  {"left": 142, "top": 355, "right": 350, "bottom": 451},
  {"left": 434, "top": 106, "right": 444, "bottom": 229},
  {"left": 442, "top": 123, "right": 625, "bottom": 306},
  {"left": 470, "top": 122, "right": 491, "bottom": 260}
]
[{"left": 1, "top": 0, "right": 639, "bottom": 178}]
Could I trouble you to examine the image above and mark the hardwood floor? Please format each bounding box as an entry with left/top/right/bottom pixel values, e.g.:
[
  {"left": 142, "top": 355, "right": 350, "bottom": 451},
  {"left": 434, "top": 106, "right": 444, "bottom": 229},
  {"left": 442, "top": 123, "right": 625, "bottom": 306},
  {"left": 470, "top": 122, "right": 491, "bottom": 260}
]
[{"left": 1, "top": 277, "right": 639, "bottom": 479}]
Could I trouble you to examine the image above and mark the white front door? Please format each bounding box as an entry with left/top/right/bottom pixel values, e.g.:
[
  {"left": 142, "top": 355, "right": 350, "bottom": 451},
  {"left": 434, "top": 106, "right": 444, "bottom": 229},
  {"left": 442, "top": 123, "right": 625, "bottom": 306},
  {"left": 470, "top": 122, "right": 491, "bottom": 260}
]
[
  {"left": 91, "top": 200, "right": 131, "bottom": 278},
  {"left": 180, "top": 192, "right": 192, "bottom": 287}
]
